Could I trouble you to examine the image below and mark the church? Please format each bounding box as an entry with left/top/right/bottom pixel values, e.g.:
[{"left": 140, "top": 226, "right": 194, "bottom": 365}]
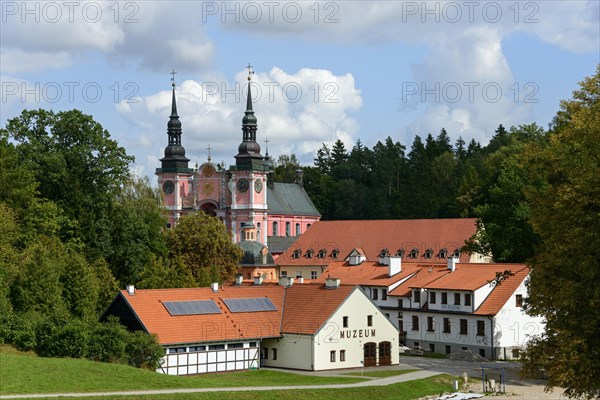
[{"left": 155, "top": 71, "right": 321, "bottom": 253}]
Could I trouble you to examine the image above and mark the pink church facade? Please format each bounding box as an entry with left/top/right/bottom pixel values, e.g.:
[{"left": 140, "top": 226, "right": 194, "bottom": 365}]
[{"left": 155, "top": 76, "right": 320, "bottom": 249}]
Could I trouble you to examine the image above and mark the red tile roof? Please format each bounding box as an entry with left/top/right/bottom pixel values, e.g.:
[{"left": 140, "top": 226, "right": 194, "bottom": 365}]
[
  {"left": 315, "top": 261, "right": 424, "bottom": 287},
  {"left": 474, "top": 266, "right": 530, "bottom": 315},
  {"left": 116, "top": 286, "right": 285, "bottom": 345},
  {"left": 281, "top": 284, "right": 356, "bottom": 335},
  {"left": 388, "top": 264, "right": 452, "bottom": 296},
  {"left": 111, "top": 283, "right": 359, "bottom": 344},
  {"left": 277, "top": 218, "right": 478, "bottom": 266},
  {"left": 419, "top": 263, "right": 528, "bottom": 291}
]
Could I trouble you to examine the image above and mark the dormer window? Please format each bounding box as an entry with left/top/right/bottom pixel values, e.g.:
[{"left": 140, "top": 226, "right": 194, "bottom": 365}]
[
  {"left": 331, "top": 249, "right": 339, "bottom": 259},
  {"left": 409, "top": 248, "right": 419, "bottom": 259},
  {"left": 395, "top": 249, "right": 405, "bottom": 258},
  {"left": 379, "top": 249, "right": 389, "bottom": 258},
  {"left": 292, "top": 249, "right": 301, "bottom": 259},
  {"left": 305, "top": 249, "right": 314, "bottom": 259},
  {"left": 453, "top": 249, "right": 461, "bottom": 259},
  {"left": 438, "top": 248, "right": 447, "bottom": 259},
  {"left": 318, "top": 249, "right": 327, "bottom": 259},
  {"left": 423, "top": 248, "right": 433, "bottom": 259}
]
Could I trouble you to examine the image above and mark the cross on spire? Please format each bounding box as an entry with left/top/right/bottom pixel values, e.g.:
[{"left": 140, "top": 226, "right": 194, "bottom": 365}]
[
  {"left": 264, "top": 138, "right": 269, "bottom": 154},
  {"left": 170, "top": 69, "right": 177, "bottom": 87},
  {"left": 246, "top": 62, "right": 255, "bottom": 81},
  {"left": 207, "top": 144, "right": 212, "bottom": 162}
]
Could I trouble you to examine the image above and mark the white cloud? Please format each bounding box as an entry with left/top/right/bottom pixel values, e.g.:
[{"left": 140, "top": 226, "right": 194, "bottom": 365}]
[
  {"left": 0, "top": 49, "right": 72, "bottom": 73},
  {"left": 115, "top": 67, "right": 363, "bottom": 175},
  {"left": 1, "top": 1, "right": 215, "bottom": 73}
]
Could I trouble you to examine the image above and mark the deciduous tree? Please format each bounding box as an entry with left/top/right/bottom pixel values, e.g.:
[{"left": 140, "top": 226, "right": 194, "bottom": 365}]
[
  {"left": 521, "top": 66, "right": 600, "bottom": 399},
  {"left": 165, "top": 212, "right": 243, "bottom": 286}
]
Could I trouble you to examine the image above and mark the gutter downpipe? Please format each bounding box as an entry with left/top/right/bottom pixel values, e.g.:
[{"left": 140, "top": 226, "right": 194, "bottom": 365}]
[{"left": 488, "top": 316, "right": 495, "bottom": 360}]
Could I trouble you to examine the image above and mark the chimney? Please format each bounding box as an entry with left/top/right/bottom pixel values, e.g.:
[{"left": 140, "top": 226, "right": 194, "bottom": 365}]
[
  {"left": 325, "top": 277, "right": 341, "bottom": 289},
  {"left": 295, "top": 169, "right": 304, "bottom": 187},
  {"left": 448, "top": 257, "right": 459, "bottom": 272},
  {"left": 254, "top": 275, "right": 264, "bottom": 285},
  {"left": 234, "top": 274, "right": 244, "bottom": 285},
  {"left": 379, "top": 255, "right": 390, "bottom": 266},
  {"left": 298, "top": 277, "right": 304, "bottom": 284},
  {"left": 211, "top": 282, "right": 219, "bottom": 292},
  {"left": 388, "top": 256, "right": 402, "bottom": 277},
  {"left": 279, "top": 276, "right": 294, "bottom": 287},
  {"left": 126, "top": 285, "right": 135, "bottom": 295}
]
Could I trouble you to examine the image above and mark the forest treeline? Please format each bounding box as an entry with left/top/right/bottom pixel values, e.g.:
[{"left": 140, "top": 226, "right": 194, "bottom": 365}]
[{"left": 275, "top": 123, "right": 545, "bottom": 263}]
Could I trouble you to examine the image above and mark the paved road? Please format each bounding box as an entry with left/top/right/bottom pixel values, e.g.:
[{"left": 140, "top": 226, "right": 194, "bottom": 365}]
[{"left": 0, "top": 370, "right": 442, "bottom": 399}]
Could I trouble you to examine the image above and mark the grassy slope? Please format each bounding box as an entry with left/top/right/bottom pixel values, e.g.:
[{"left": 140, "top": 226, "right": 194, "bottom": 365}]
[
  {"left": 31, "top": 376, "right": 455, "bottom": 400},
  {"left": 0, "top": 352, "right": 364, "bottom": 395}
]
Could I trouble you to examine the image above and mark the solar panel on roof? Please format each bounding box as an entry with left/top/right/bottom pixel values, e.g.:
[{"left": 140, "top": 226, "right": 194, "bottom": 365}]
[
  {"left": 223, "top": 298, "right": 277, "bottom": 313},
  {"left": 163, "top": 300, "right": 221, "bottom": 316}
]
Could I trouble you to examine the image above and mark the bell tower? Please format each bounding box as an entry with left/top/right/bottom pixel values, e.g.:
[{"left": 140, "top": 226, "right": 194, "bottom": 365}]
[
  {"left": 225, "top": 64, "right": 269, "bottom": 244},
  {"left": 156, "top": 70, "right": 194, "bottom": 227}
]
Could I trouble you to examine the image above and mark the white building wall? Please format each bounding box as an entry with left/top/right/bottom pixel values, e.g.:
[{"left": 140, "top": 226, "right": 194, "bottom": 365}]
[
  {"left": 404, "top": 311, "right": 494, "bottom": 357},
  {"left": 427, "top": 290, "right": 474, "bottom": 313},
  {"left": 263, "top": 289, "right": 399, "bottom": 371},
  {"left": 493, "top": 278, "right": 545, "bottom": 354},
  {"left": 312, "top": 289, "right": 399, "bottom": 370},
  {"left": 474, "top": 284, "right": 495, "bottom": 310},
  {"left": 261, "top": 334, "right": 313, "bottom": 370},
  {"left": 157, "top": 341, "right": 259, "bottom": 375}
]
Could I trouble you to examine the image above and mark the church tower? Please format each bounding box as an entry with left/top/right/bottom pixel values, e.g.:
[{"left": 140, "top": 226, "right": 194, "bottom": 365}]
[
  {"left": 156, "top": 72, "right": 194, "bottom": 227},
  {"left": 224, "top": 65, "right": 269, "bottom": 244}
]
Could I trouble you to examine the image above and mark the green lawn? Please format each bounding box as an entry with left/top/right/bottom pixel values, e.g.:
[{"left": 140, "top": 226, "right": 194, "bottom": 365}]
[
  {"left": 342, "top": 368, "right": 421, "bottom": 378},
  {"left": 0, "top": 350, "right": 364, "bottom": 395},
  {"left": 24, "top": 375, "right": 455, "bottom": 399}
]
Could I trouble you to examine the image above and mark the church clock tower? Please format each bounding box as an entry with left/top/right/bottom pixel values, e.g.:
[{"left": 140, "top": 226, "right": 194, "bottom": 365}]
[
  {"left": 223, "top": 65, "right": 269, "bottom": 244},
  {"left": 156, "top": 71, "right": 194, "bottom": 227}
]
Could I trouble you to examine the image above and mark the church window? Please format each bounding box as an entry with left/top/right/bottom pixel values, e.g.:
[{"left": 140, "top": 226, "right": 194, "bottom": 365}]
[
  {"left": 423, "top": 248, "right": 433, "bottom": 259},
  {"left": 295, "top": 223, "right": 300, "bottom": 236},
  {"left": 409, "top": 248, "right": 419, "bottom": 259},
  {"left": 318, "top": 249, "right": 327, "bottom": 258},
  {"left": 272, "top": 221, "right": 278, "bottom": 236},
  {"left": 285, "top": 222, "right": 291, "bottom": 236}
]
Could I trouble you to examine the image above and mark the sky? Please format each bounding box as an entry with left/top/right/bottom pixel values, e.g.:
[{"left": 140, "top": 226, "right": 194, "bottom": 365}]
[{"left": 1, "top": 0, "right": 599, "bottom": 179}]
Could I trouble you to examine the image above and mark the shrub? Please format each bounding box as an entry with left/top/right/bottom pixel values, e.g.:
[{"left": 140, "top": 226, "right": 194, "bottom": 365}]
[{"left": 126, "top": 331, "right": 164, "bottom": 370}]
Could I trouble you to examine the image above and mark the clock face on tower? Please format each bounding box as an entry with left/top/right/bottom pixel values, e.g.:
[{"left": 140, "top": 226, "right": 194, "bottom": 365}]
[
  {"left": 254, "top": 178, "right": 263, "bottom": 193},
  {"left": 162, "top": 180, "right": 175, "bottom": 194},
  {"left": 237, "top": 178, "right": 249, "bottom": 192}
]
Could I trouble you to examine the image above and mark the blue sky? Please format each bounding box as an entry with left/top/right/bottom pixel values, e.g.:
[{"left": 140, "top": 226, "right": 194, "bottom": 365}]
[{"left": 1, "top": 1, "right": 598, "bottom": 179}]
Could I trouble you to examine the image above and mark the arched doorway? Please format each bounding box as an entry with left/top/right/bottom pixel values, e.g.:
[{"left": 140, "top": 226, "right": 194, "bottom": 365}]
[
  {"left": 379, "top": 341, "right": 391, "bottom": 365},
  {"left": 200, "top": 202, "right": 217, "bottom": 217},
  {"left": 364, "top": 342, "right": 376, "bottom": 367}
]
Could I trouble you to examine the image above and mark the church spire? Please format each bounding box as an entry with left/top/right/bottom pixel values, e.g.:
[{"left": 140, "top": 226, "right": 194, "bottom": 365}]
[
  {"left": 160, "top": 70, "right": 189, "bottom": 170},
  {"left": 235, "top": 63, "right": 263, "bottom": 169}
]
